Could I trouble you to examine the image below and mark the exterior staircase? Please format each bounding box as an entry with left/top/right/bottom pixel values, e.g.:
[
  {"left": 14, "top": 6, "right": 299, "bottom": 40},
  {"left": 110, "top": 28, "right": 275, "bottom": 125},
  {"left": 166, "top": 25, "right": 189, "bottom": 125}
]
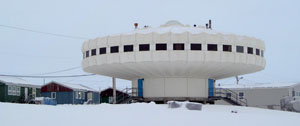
[
  {"left": 116, "top": 88, "right": 143, "bottom": 104},
  {"left": 211, "top": 88, "right": 248, "bottom": 106},
  {"left": 116, "top": 87, "right": 247, "bottom": 106}
]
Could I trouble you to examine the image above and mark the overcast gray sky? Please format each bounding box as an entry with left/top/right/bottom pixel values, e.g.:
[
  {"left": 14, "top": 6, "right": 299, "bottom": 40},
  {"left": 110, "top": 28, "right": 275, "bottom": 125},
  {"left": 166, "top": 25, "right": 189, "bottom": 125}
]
[{"left": 0, "top": 0, "right": 300, "bottom": 90}]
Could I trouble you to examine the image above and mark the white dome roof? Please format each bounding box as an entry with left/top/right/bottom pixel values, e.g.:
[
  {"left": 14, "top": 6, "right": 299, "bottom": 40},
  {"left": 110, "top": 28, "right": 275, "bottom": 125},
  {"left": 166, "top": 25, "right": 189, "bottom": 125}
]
[{"left": 121, "top": 20, "right": 218, "bottom": 35}]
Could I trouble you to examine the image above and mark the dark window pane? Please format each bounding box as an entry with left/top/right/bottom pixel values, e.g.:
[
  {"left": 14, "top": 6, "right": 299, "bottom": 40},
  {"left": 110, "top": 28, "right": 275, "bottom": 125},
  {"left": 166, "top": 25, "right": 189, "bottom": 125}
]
[
  {"left": 86, "top": 51, "right": 89, "bottom": 58},
  {"left": 261, "top": 50, "right": 264, "bottom": 57},
  {"left": 236, "top": 46, "right": 244, "bottom": 53},
  {"left": 223, "top": 45, "right": 232, "bottom": 52},
  {"left": 110, "top": 46, "right": 119, "bottom": 53},
  {"left": 173, "top": 43, "right": 184, "bottom": 50},
  {"left": 156, "top": 43, "right": 167, "bottom": 51},
  {"left": 100, "top": 47, "right": 106, "bottom": 55},
  {"left": 91, "top": 49, "right": 96, "bottom": 56},
  {"left": 191, "top": 43, "right": 201, "bottom": 50},
  {"left": 124, "top": 45, "right": 134, "bottom": 52},
  {"left": 256, "top": 49, "right": 260, "bottom": 56},
  {"left": 207, "top": 44, "right": 218, "bottom": 51},
  {"left": 239, "top": 92, "right": 244, "bottom": 99},
  {"left": 139, "top": 44, "right": 150, "bottom": 51},
  {"left": 239, "top": 92, "right": 244, "bottom": 97},
  {"left": 226, "top": 93, "right": 231, "bottom": 98},
  {"left": 247, "top": 47, "right": 253, "bottom": 54}
]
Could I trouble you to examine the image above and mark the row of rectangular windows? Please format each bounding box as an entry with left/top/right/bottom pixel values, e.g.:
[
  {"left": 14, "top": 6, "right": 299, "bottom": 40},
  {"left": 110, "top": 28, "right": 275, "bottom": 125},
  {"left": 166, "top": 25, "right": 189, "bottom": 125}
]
[{"left": 84, "top": 43, "right": 264, "bottom": 58}]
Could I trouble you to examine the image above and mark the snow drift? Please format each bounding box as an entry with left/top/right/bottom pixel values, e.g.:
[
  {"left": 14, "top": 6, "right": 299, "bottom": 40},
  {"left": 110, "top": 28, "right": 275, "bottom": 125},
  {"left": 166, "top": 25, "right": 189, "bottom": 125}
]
[{"left": 0, "top": 102, "right": 299, "bottom": 126}]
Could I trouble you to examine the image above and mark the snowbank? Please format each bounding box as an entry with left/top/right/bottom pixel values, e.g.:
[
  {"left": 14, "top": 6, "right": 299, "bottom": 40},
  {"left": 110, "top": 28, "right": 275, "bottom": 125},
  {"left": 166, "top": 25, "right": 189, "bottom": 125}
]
[{"left": 0, "top": 102, "right": 299, "bottom": 126}]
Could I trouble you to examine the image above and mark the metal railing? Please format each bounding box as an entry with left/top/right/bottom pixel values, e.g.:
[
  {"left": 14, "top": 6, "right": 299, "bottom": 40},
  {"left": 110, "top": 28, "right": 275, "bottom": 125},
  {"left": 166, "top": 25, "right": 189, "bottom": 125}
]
[
  {"left": 214, "top": 88, "right": 248, "bottom": 106},
  {"left": 116, "top": 88, "right": 140, "bottom": 104}
]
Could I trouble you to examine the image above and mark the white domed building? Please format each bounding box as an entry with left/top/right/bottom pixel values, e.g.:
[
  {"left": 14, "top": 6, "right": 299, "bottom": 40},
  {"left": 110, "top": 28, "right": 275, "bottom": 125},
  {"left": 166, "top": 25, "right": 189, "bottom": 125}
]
[{"left": 82, "top": 20, "right": 265, "bottom": 103}]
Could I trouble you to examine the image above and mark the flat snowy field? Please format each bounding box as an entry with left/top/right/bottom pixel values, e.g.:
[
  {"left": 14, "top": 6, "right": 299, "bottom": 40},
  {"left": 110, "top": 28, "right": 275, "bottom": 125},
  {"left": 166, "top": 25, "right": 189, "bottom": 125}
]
[{"left": 0, "top": 102, "right": 299, "bottom": 126}]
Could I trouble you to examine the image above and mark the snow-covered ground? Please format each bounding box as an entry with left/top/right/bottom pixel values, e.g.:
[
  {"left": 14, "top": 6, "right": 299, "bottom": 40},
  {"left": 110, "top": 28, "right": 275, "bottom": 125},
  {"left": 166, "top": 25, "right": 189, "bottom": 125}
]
[{"left": 0, "top": 102, "right": 299, "bottom": 126}]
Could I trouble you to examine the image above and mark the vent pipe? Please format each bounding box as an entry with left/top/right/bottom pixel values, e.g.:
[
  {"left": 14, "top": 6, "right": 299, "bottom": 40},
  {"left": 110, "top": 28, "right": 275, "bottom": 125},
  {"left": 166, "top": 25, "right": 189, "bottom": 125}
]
[{"left": 134, "top": 23, "right": 138, "bottom": 29}]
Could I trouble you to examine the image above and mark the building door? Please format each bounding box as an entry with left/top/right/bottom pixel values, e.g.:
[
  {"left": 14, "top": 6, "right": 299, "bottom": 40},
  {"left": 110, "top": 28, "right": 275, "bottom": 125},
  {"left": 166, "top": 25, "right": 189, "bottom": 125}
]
[
  {"left": 24, "top": 88, "right": 28, "bottom": 100},
  {"left": 88, "top": 92, "right": 93, "bottom": 101},
  {"left": 32, "top": 88, "right": 36, "bottom": 98},
  {"left": 208, "top": 79, "right": 214, "bottom": 97},
  {"left": 51, "top": 92, "right": 56, "bottom": 99},
  {"left": 138, "top": 79, "right": 143, "bottom": 97}
]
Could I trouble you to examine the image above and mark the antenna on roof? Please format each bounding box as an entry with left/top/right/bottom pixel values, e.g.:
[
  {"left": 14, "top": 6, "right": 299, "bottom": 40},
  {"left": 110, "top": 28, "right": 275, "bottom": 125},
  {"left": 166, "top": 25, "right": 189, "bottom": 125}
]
[{"left": 208, "top": 19, "right": 212, "bottom": 29}]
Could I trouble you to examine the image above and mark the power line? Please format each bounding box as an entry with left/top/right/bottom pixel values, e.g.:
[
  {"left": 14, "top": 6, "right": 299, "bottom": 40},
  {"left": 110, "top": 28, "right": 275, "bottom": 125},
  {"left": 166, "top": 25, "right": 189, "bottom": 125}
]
[
  {"left": 0, "top": 74, "right": 96, "bottom": 78},
  {"left": 0, "top": 24, "right": 88, "bottom": 40},
  {"left": 0, "top": 51, "right": 78, "bottom": 59},
  {"left": 28, "top": 66, "right": 81, "bottom": 75},
  {"left": 241, "top": 78, "right": 265, "bottom": 84}
]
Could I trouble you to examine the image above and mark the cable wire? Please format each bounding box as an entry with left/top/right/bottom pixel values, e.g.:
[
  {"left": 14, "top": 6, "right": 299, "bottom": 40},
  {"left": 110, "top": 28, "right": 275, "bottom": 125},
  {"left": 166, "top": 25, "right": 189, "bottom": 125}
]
[
  {"left": 0, "top": 74, "right": 96, "bottom": 78},
  {"left": 0, "top": 24, "right": 88, "bottom": 40},
  {"left": 28, "top": 66, "right": 81, "bottom": 75}
]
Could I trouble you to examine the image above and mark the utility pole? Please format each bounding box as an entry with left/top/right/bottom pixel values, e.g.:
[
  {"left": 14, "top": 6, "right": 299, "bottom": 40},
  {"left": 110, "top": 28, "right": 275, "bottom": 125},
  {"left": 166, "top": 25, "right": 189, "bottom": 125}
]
[{"left": 112, "top": 77, "right": 116, "bottom": 104}]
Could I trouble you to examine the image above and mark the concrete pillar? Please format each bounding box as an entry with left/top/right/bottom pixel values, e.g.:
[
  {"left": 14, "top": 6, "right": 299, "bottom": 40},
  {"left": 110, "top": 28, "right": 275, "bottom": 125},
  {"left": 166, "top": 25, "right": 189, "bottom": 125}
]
[{"left": 112, "top": 77, "right": 116, "bottom": 104}]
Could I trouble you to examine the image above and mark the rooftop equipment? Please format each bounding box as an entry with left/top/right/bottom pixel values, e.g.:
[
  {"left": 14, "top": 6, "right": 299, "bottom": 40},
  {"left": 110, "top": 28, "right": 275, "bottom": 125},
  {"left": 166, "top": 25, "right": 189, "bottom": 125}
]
[
  {"left": 134, "top": 23, "right": 138, "bottom": 29},
  {"left": 209, "top": 19, "right": 212, "bottom": 29}
]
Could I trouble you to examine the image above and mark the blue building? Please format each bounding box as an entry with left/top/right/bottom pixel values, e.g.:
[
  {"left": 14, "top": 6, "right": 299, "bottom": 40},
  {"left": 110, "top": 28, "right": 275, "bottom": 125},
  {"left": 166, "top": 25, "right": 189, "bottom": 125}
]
[{"left": 41, "top": 81, "right": 100, "bottom": 104}]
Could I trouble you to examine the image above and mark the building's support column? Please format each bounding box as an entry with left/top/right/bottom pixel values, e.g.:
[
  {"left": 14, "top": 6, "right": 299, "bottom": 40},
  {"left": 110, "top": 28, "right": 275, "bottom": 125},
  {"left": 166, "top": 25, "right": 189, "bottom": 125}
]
[{"left": 112, "top": 77, "right": 116, "bottom": 104}]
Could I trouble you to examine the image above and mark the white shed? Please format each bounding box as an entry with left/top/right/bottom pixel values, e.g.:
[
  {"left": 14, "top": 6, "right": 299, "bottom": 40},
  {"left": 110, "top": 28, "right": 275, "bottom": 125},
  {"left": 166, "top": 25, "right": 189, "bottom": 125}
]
[{"left": 216, "top": 83, "right": 300, "bottom": 110}]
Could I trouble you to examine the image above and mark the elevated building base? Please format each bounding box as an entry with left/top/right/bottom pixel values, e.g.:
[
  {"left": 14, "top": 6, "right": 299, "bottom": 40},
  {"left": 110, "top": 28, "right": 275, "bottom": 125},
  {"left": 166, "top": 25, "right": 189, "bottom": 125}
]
[{"left": 132, "top": 77, "right": 215, "bottom": 103}]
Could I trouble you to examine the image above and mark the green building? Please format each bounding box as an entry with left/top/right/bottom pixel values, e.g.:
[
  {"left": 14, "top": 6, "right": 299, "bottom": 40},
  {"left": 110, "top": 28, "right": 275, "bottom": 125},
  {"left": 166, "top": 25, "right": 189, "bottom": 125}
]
[
  {"left": 100, "top": 88, "right": 129, "bottom": 104},
  {"left": 0, "top": 77, "right": 41, "bottom": 103}
]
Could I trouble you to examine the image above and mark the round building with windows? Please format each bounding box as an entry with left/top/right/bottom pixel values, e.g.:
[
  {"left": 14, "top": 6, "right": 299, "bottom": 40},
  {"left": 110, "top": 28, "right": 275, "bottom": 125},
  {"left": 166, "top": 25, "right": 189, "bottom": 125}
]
[{"left": 82, "top": 20, "right": 266, "bottom": 103}]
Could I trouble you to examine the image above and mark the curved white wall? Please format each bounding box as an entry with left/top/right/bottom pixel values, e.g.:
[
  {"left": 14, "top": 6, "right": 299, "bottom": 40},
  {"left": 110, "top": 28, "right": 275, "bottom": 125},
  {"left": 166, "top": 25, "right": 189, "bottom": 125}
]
[
  {"left": 82, "top": 31, "right": 265, "bottom": 80},
  {"left": 138, "top": 78, "right": 208, "bottom": 98},
  {"left": 82, "top": 23, "right": 266, "bottom": 80}
]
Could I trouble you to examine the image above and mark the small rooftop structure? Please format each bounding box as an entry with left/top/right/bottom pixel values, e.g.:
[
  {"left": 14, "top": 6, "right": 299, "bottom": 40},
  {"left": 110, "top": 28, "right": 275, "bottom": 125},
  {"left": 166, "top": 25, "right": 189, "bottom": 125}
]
[
  {"left": 121, "top": 20, "right": 219, "bottom": 35},
  {"left": 160, "top": 20, "right": 184, "bottom": 27}
]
